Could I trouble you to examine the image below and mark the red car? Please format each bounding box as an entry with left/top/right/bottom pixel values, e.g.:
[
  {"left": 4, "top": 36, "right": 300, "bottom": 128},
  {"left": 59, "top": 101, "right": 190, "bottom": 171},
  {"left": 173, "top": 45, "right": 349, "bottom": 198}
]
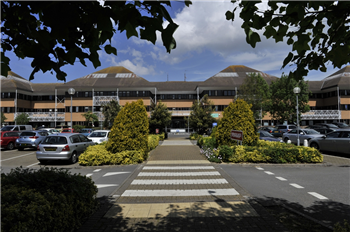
[
  {"left": 61, "top": 128, "right": 75, "bottom": 133},
  {"left": 0, "top": 131, "right": 20, "bottom": 150}
]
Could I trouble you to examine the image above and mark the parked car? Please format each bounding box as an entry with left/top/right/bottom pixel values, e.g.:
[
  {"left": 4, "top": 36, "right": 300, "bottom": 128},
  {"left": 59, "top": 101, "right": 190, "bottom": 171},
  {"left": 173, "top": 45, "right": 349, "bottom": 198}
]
[
  {"left": 36, "top": 133, "right": 95, "bottom": 164},
  {"left": 282, "top": 128, "right": 324, "bottom": 145},
  {"left": 61, "top": 128, "right": 75, "bottom": 133},
  {"left": 16, "top": 130, "right": 49, "bottom": 150},
  {"left": 305, "top": 125, "right": 324, "bottom": 129},
  {"left": 87, "top": 130, "right": 110, "bottom": 144},
  {"left": 0, "top": 131, "right": 20, "bottom": 150},
  {"left": 80, "top": 128, "right": 95, "bottom": 137},
  {"left": 258, "top": 131, "right": 283, "bottom": 142},
  {"left": 315, "top": 123, "right": 339, "bottom": 129},
  {"left": 309, "top": 129, "right": 350, "bottom": 155},
  {"left": 270, "top": 125, "right": 298, "bottom": 137},
  {"left": 312, "top": 127, "right": 337, "bottom": 135},
  {"left": 40, "top": 128, "right": 60, "bottom": 134},
  {"left": 258, "top": 126, "right": 276, "bottom": 134},
  {"left": 331, "top": 122, "right": 350, "bottom": 128},
  {"left": 1, "top": 125, "right": 33, "bottom": 132}
]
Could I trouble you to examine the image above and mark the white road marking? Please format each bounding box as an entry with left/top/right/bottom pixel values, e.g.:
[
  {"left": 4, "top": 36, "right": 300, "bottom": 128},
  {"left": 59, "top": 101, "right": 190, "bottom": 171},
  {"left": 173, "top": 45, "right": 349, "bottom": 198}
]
[
  {"left": 276, "top": 177, "right": 287, "bottom": 181},
  {"left": 256, "top": 167, "right": 264, "bottom": 170},
  {"left": 86, "top": 173, "right": 93, "bottom": 177},
  {"left": 122, "top": 189, "right": 239, "bottom": 197},
  {"left": 143, "top": 166, "right": 215, "bottom": 170},
  {"left": 26, "top": 162, "right": 39, "bottom": 167},
  {"left": 264, "top": 171, "right": 274, "bottom": 175},
  {"left": 290, "top": 183, "right": 304, "bottom": 189},
  {"left": 96, "top": 184, "right": 118, "bottom": 189},
  {"left": 93, "top": 169, "right": 101, "bottom": 172},
  {"left": 131, "top": 179, "right": 228, "bottom": 185},
  {"left": 1, "top": 152, "right": 35, "bottom": 161},
  {"left": 138, "top": 171, "right": 221, "bottom": 176},
  {"left": 103, "top": 172, "right": 131, "bottom": 177},
  {"left": 308, "top": 192, "right": 328, "bottom": 200}
]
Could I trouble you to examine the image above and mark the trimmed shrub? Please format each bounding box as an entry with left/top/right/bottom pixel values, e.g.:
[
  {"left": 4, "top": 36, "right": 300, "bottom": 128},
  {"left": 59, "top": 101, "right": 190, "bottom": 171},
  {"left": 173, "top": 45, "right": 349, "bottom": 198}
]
[
  {"left": 106, "top": 99, "right": 149, "bottom": 157},
  {"left": 190, "top": 133, "right": 201, "bottom": 140},
  {"left": 218, "top": 145, "right": 234, "bottom": 162},
  {"left": 79, "top": 144, "right": 145, "bottom": 166},
  {"left": 197, "top": 136, "right": 216, "bottom": 149},
  {"left": 216, "top": 99, "right": 258, "bottom": 147},
  {"left": 148, "top": 134, "right": 160, "bottom": 151},
  {"left": 1, "top": 167, "right": 98, "bottom": 232}
]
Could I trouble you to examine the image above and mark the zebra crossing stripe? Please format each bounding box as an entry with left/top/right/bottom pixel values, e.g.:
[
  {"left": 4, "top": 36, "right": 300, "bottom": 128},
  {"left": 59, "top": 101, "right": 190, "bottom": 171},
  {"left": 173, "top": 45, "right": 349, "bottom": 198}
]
[
  {"left": 143, "top": 166, "right": 215, "bottom": 170},
  {"left": 131, "top": 179, "right": 228, "bottom": 185},
  {"left": 138, "top": 171, "right": 221, "bottom": 176},
  {"left": 121, "top": 189, "right": 239, "bottom": 197}
]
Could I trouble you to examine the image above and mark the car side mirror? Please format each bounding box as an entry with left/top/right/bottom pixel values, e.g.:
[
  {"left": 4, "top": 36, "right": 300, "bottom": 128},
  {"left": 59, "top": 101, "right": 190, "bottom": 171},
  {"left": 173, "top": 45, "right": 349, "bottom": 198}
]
[
  {"left": 322, "top": 135, "right": 326, "bottom": 139},
  {"left": 300, "top": 132, "right": 304, "bottom": 135},
  {"left": 89, "top": 139, "right": 92, "bottom": 142}
]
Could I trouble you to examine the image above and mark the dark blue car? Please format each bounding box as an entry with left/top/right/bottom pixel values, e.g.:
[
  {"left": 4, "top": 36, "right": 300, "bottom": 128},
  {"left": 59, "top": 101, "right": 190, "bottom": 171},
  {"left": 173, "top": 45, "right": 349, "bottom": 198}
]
[
  {"left": 258, "top": 130, "right": 283, "bottom": 142},
  {"left": 79, "top": 128, "right": 94, "bottom": 137}
]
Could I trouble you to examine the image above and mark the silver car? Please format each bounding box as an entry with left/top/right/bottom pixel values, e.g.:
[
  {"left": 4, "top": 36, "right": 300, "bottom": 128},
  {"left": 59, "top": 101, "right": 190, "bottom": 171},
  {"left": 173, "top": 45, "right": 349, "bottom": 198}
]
[
  {"left": 309, "top": 129, "right": 350, "bottom": 155},
  {"left": 16, "top": 130, "right": 49, "bottom": 151},
  {"left": 87, "top": 130, "right": 110, "bottom": 144},
  {"left": 36, "top": 133, "right": 95, "bottom": 164},
  {"left": 282, "top": 128, "right": 324, "bottom": 145}
]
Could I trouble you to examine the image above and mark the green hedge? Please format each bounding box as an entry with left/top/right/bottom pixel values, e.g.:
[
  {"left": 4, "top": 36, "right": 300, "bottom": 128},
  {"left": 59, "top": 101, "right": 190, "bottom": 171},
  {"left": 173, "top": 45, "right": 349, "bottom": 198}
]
[
  {"left": 212, "top": 140, "right": 323, "bottom": 163},
  {"left": 1, "top": 167, "right": 98, "bottom": 232},
  {"left": 79, "top": 135, "right": 160, "bottom": 166},
  {"left": 197, "top": 136, "right": 216, "bottom": 149}
]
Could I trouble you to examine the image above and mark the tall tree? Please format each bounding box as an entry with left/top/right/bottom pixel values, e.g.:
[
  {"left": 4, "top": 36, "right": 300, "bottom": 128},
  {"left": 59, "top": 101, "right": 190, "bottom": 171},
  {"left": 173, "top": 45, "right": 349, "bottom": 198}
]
[
  {"left": 82, "top": 111, "right": 98, "bottom": 127},
  {"left": 269, "top": 75, "right": 310, "bottom": 124},
  {"left": 238, "top": 73, "right": 271, "bottom": 125},
  {"left": 149, "top": 100, "right": 172, "bottom": 134},
  {"left": 1, "top": 1, "right": 192, "bottom": 81},
  {"left": 101, "top": 100, "right": 122, "bottom": 129},
  {"left": 15, "top": 113, "right": 30, "bottom": 125},
  {"left": 226, "top": 1, "right": 350, "bottom": 81},
  {"left": 189, "top": 94, "right": 215, "bottom": 135},
  {"left": 1, "top": 111, "right": 7, "bottom": 125}
]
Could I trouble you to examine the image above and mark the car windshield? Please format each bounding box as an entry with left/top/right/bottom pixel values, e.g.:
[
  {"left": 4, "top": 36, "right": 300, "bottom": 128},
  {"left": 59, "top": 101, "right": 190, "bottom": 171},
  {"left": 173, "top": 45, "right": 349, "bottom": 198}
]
[
  {"left": 89, "top": 132, "right": 107, "bottom": 137},
  {"left": 304, "top": 129, "right": 320, "bottom": 135},
  {"left": 81, "top": 129, "right": 91, "bottom": 133},
  {"left": 41, "top": 136, "right": 68, "bottom": 144},
  {"left": 20, "top": 132, "right": 36, "bottom": 136},
  {"left": 327, "top": 124, "right": 338, "bottom": 128},
  {"left": 1, "top": 126, "right": 14, "bottom": 131},
  {"left": 337, "top": 123, "right": 349, "bottom": 128},
  {"left": 259, "top": 131, "right": 273, "bottom": 137},
  {"left": 62, "top": 129, "right": 71, "bottom": 132}
]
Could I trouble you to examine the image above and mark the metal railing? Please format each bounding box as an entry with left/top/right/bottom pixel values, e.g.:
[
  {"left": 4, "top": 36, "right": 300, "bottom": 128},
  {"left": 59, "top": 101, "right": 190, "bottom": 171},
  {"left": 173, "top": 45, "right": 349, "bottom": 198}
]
[
  {"left": 93, "top": 96, "right": 119, "bottom": 106},
  {"left": 14, "top": 112, "right": 65, "bottom": 122},
  {"left": 301, "top": 110, "right": 340, "bottom": 120}
]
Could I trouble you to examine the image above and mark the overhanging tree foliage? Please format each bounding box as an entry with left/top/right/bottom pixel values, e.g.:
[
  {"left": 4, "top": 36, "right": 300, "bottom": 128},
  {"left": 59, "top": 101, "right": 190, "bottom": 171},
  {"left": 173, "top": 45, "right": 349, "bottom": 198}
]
[
  {"left": 269, "top": 75, "right": 310, "bottom": 124},
  {"left": 238, "top": 73, "right": 271, "bottom": 125},
  {"left": 189, "top": 94, "right": 215, "bottom": 135},
  {"left": 226, "top": 1, "right": 350, "bottom": 81},
  {"left": 1, "top": 1, "right": 192, "bottom": 81},
  {"left": 82, "top": 111, "right": 98, "bottom": 127},
  {"left": 149, "top": 100, "right": 172, "bottom": 134}
]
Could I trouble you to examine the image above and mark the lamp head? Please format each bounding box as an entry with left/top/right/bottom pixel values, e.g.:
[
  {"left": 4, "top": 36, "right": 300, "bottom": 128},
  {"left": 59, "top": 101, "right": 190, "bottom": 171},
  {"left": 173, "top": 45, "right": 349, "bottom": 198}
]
[
  {"left": 68, "top": 88, "right": 76, "bottom": 95},
  {"left": 293, "top": 87, "right": 301, "bottom": 94}
]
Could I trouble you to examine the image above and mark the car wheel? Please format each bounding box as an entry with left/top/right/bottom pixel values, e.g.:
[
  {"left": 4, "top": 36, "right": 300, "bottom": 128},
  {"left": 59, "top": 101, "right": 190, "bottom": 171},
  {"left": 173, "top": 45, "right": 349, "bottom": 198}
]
[
  {"left": 310, "top": 142, "right": 319, "bottom": 150},
  {"left": 70, "top": 152, "right": 78, "bottom": 164},
  {"left": 6, "top": 142, "right": 14, "bottom": 150},
  {"left": 18, "top": 147, "right": 24, "bottom": 151},
  {"left": 38, "top": 160, "right": 48, "bottom": 165},
  {"left": 284, "top": 137, "right": 289, "bottom": 143}
]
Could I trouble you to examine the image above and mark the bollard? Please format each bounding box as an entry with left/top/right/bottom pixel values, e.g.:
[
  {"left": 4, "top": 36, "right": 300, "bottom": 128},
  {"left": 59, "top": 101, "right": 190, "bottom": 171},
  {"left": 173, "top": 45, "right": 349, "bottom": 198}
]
[{"left": 304, "top": 139, "right": 308, "bottom": 147}]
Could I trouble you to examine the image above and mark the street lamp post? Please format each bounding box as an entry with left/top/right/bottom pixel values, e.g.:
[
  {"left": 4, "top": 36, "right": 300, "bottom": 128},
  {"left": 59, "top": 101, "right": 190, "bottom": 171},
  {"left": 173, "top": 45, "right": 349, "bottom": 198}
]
[
  {"left": 293, "top": 87, "right": 301, "bottom": 146},
  {"left": 68, "top": 88, "right": 75, "bottom": 129}
]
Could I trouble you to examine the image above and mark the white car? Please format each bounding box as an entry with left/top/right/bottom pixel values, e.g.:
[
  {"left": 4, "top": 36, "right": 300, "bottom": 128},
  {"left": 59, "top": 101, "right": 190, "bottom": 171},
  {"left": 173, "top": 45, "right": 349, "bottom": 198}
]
[
  {"left": 39, "top": 128, "right": 60, "bottom": 134},
  {"left": 87, "top": 130, "right": 110, "bottom": 144}
]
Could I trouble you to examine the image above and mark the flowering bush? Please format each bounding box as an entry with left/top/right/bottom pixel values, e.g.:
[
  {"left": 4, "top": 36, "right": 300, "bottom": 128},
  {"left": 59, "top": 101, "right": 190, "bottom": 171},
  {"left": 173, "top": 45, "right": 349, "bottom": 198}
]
[{"left": 200, "top": 146, "right": 222, "bottom": 163}]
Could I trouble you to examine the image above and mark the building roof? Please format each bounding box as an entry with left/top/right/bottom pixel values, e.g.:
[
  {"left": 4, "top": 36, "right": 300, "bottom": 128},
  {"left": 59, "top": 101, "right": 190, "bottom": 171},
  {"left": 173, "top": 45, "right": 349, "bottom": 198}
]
[
  {"left": 320, "top": 65, "right": 350, "bottom": 90},
  {"left": 200, "top": 65, "right": 278, "bottom": 87},
  {"left": 153, "top": 81, "right": 200, "bottom": 92},
  {"left": 0, "top": 71, "right": 33, "bottom": 92}
]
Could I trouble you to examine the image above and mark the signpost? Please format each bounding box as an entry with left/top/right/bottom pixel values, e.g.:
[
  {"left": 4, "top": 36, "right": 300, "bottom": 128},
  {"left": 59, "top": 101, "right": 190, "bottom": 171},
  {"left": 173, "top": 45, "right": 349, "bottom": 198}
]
[{"left": 230, "top": 130, "right": 243, "bottom": 145}]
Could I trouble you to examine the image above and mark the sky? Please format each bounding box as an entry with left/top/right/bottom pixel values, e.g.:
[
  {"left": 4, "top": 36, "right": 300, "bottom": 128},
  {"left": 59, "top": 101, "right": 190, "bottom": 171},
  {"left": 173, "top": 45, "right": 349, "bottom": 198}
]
[{"left": 6, "top": 0, "right": 346, "bottom": 84}]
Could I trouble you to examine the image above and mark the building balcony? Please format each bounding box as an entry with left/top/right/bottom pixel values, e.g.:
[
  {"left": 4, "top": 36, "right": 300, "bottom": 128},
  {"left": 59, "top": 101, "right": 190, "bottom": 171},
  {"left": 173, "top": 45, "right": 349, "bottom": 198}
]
[
  {"left": 14, "top": 112, "right": 65, "bottom": 122},
  {"left": 301, "top": 110, "right": 340, "bottom": 120},
  {"left": 93, "top": 96, "right": 119, "bottom": 106},
  {"left": 170, "top": 110, "right": 191, "bottom": 116}
]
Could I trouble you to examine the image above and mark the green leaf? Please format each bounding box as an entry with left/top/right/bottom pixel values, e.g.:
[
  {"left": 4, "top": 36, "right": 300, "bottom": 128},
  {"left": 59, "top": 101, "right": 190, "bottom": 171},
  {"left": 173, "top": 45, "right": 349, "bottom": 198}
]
[
  {"left": 244, "top": 28, "right": 261, "bottom": 48},
  {"left": 104, "top": 44, "right": 117, "bottom": 55},
  {"left": 263, "top": 25, "right": 276, "bottom": 39},
  {"left": 161, "top": 22, "right": 178, "bottom": 53},
  {"left": 282, "top": 52, "right": 294, "bottom": 68},
  {"left": 125, "top": 22, "right": 138, "bottom": 39}
]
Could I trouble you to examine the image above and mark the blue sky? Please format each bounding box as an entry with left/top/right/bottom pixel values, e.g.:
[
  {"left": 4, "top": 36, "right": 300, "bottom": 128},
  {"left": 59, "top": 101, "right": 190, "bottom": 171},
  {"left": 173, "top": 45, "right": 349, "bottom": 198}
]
[{"left": 6, "top": 1, "right": 345, "bottom": 84}]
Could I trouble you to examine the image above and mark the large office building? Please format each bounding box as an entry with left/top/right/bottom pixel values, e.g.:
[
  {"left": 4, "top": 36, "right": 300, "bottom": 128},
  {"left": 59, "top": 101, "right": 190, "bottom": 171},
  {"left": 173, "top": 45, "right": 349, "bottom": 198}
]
[{"left": 1, "top": 65, "right": 349, "bottom": 131}]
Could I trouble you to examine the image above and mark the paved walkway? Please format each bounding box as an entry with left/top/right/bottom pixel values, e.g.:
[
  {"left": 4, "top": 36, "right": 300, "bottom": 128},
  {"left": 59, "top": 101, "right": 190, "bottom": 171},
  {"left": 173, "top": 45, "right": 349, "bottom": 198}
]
[{"left": 77, "top": 140, "right": 288, "bottom": 232}]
